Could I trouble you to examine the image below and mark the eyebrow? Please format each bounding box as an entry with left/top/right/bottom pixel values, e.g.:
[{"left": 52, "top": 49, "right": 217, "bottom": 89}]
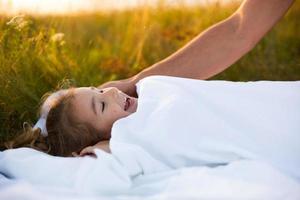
[{"left": 91, "top": 96, "right": 97, "bottom": 116}]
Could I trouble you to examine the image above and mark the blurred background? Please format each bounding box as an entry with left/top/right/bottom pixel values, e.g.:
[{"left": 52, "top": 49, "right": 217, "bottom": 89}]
[
  {"left": 0, "top": 0, "right": 299, "bottom": 144},
  {"left": 0, "top": 0, "right": 238, "bottom": 15}
]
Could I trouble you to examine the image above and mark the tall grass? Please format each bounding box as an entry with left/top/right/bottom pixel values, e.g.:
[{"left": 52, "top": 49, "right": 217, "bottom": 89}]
[{"left": 0, "top": 1, "right": 299, "bottom": 144}]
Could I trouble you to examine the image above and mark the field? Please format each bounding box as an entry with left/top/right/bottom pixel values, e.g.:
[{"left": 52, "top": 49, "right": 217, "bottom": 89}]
[{"left": 0, "top": 1, "right": 299, "bottom": 145}]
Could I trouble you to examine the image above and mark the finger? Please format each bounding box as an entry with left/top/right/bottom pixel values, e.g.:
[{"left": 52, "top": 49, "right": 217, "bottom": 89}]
[
  {"left": 81, "top": 152, "right": 97, "bottom": 158},
  {"left": 72, "top": 152, "right": 80, "bottom": 157},
  {"left": 79, "top": 147, "right": 91, "bottom": 156},
  {"left": 129, "top": 87, "right": 138, "bottom": 98},
  {"left": 79, "top": 150, "right": 88, "bottom": 157},
  {"left": 79, "top": 147, "right": 95, "bottom": 156}
]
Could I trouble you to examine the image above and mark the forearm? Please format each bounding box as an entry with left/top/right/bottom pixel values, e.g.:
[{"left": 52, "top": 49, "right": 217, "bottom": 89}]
[
  {"left": 131, "top": 0, "right": 294, "bottom": 83},
  {"left": 133, "top": 14, "right": 247, "bottom": 82},
  {"left": 236, "top": 0, "right": 295, "bottom": 45}
]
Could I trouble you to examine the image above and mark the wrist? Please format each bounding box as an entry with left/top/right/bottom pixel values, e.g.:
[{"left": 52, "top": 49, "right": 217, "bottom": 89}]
[{"left": 131, "top": 64, "right": 159, "bottom": 84}]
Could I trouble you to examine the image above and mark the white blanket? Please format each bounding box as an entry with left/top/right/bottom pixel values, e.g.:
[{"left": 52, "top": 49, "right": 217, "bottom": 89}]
[
  {"left": 1, "top": 75, "right": 300, "bottom": 199},
  {"left": 111, "top": 75, "right": 300, "bottom": 180},
  {"left": 1, "top": 148, "right": 300, "bottom": 199}
]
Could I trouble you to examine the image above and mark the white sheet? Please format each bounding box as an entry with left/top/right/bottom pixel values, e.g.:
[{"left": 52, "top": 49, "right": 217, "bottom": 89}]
[
  {"left": 1, "top": 148, "right": 300, "bottom": 199},
  {"left": 111, "top": 75, "right": 300, "bottom": 180},
  {"left": 0, "top": 148, "right": 131, "bottom": 195},
  {"left": 1, "top": 75, "right": 300, "bottom": 199}
]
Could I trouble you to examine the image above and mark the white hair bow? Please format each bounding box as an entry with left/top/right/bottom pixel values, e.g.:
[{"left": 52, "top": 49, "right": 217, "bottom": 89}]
[
  {"left": 33, "top": 89, "right": 68, "bottom": 137},
  {"left": 33, "top": 118, "right": 48, "bottom": 136}
]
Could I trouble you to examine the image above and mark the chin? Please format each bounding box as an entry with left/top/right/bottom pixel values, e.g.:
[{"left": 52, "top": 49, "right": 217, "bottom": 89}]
[{"left": 124, "top": 111, "right": 133, "bottom": 116}]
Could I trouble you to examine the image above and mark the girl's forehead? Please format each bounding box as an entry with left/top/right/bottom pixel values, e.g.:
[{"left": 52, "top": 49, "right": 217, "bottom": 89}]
[
  {"left": 77, "top": 86, "right": 90, "bottom": 90},
  {"left": 74, "top": 86, "right": 118, "bottom": 94},
  {"left": 73, "top": 87, "right": 91, "bottom": 93}
]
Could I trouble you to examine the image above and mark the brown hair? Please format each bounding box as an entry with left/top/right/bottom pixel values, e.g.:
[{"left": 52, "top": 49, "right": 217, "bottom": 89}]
[{"left": 4, "top": 86, "right": 104, "bottom": 157}]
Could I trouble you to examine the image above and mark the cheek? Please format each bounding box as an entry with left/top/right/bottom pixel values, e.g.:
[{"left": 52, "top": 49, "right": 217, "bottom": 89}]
[
  {"left": 111, "top": 107, "right": 126, "bottom": 119},
  {"left": 111, "top": 107, "right": 127, "bottom": 118}
]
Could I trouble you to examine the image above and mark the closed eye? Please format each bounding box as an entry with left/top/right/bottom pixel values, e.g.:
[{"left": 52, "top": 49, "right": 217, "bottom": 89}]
[{"left": 102, "top": 102, "right": 105, "bottom": 112}]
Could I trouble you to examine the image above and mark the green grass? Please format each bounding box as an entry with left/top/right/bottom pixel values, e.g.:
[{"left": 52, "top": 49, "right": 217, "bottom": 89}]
[{"left": 0, "top": 1, "right": 299, "bottom": 145}]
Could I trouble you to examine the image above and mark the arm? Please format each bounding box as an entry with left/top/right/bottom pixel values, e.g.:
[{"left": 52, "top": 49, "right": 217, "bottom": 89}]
[
  {"left": 99, "top": 0, "right": 294, "bottom": 97},
  {"left": 132, "top": 0, "right": 295, "bottom": 82}
]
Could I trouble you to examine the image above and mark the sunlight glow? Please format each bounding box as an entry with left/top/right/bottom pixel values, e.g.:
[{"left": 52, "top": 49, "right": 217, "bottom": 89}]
[
  {"left": 1, "top": 0, "right": 100, "bottom": 15},
  {"left": 0, "top": 0, "right": 240, "bottom": 15}
]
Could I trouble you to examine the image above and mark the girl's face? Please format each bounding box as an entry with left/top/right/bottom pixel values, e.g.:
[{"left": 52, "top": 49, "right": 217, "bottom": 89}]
[{"left": 71, "top": 86, "right": 138, "bottom": 139}]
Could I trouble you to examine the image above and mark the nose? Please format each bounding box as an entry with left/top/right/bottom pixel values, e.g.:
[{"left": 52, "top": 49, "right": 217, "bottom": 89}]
[{"left": 104, "top": 87, "right": 119, "bottom": 99}]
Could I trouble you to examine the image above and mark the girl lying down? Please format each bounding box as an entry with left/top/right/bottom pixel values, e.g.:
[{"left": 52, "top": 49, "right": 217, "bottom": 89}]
[
  {"left": 3, "top": 0, "right": 299, "bottom": 181},
  {"left": 4, "top": 75, "right": 300, "bottom": 181},
  {"left": 4, "top": 83, "right": 137, "bottom": 157}
]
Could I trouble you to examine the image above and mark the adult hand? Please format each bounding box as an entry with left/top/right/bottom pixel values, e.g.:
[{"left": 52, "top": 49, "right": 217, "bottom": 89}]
[{"left": 98, "top": 76, "right": 138, "bottom": 98}]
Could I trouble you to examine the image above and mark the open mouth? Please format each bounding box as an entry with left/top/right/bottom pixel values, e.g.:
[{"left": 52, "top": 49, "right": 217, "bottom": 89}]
[{"left": 124, "top": 97, "right": 131, "bottom": 111}]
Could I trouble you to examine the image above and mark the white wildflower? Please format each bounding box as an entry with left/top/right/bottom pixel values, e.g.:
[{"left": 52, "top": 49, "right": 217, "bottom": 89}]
[
  {"left": 51, "top": 33, "right": 65, "bottom": 42},
  {"left": 50, "top": 33, "right": 66, "bottom": 46},
  {"left": 6, "top": 14, "right": 29, "bottom": 31}
]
